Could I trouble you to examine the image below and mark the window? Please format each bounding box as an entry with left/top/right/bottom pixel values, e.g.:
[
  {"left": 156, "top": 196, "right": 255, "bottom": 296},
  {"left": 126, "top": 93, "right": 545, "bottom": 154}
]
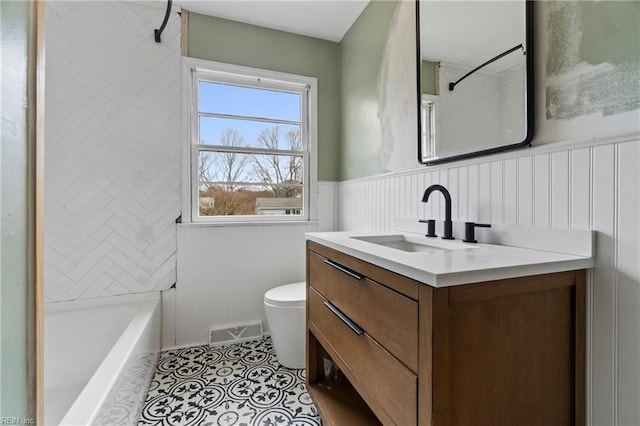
[
  {"left": 183, "top": 59, "right": 317, "bottom": 223},
  {"left": 421, "top": 94, "right": 438, "bottom": 159}
]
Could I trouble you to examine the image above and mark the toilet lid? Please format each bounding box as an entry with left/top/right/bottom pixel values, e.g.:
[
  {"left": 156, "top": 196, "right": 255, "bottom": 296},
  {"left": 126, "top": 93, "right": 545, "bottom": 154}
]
[{"left": 264, "top": 282, "right": 306, "bottom": 307}]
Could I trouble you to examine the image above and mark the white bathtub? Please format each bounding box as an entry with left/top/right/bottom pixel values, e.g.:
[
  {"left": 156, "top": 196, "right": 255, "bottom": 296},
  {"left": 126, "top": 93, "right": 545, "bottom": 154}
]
[{"left": 44, "top": 292, "right": 161, "bottom": 426}]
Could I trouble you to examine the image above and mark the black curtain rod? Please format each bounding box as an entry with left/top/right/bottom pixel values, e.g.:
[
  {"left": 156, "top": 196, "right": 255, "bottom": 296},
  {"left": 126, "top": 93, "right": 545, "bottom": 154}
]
[
  {"left": 154, "top": 0, "right": 173, "bottom": 43},
  {"left": 448, "top": 44, "right": 524, "bottom": 91}
]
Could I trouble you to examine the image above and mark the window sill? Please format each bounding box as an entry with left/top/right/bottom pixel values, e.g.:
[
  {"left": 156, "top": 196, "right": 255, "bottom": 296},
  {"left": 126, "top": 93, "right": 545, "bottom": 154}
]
[{"left": 178, "top": 220, "right": 320, "bottom": 229}]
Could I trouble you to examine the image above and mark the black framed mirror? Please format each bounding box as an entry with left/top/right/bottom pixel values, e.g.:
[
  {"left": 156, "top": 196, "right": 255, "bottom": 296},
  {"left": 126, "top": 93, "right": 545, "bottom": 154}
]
[{"left": 417, "top": 0, "right": 534, "bottom": 165}]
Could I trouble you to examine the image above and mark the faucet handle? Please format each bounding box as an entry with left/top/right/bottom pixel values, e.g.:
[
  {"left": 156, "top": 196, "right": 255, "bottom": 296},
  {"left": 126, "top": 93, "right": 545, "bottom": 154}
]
[
  {"left": 463, "top": 222, "right": 491, "bottom": 243},
  {"left": 418, "top": 219, "right": 437, "bottom": 238}
]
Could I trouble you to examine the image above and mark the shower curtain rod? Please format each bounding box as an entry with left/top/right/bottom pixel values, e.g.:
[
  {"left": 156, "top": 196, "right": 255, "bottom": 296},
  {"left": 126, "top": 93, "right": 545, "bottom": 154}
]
[
  {"left": 448, "top": 44, "right": 524, "bottom": 91},
  {"left": 154, "top": 0, "right": 172, "bottom": 43}
]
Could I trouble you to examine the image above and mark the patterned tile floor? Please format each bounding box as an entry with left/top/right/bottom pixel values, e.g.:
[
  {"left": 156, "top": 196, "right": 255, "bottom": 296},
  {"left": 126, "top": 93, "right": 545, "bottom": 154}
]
[{"left": 138, "top": 337, "right": 322, "bottom": 426}]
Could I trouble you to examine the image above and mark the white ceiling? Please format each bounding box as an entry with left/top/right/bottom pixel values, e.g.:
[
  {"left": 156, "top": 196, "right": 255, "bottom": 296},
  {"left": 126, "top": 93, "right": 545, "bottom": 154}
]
[
  {"left": 175, "top": 0, "right": 370, "bottom": 42},
  {"left": 420, "top": 1, "right": 525, "bottom": 72},
  {"left": 173, "top": 1, "right": 524, "bottom": 71}
]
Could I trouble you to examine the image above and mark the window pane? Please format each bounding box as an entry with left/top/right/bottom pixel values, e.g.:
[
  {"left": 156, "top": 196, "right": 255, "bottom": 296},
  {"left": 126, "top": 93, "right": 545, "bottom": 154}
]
[
  {"left": 199, "top": 151, "right": 304, "bottom": 186},
  {"left": 199, "top": 117, "right": 301, "bottom": 150},
  {"left": 199, "top": 81, "right": 301, "bottom": 121}
]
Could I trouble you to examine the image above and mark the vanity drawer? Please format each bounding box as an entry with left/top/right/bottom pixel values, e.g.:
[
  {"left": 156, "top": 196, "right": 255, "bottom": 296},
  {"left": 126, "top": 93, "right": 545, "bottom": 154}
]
[
  {"left": 308, "top": 251, "right": 418, "bottom": 372},
  {"left": 308, "top": 287, "right": 417, "bottom": 425}
]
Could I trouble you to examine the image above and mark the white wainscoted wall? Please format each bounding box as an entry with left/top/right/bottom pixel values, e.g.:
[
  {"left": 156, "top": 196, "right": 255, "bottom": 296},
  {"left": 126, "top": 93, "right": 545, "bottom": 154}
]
[
  {"left": 172, "top": 182, "right": 338, "bottom": 347},
  {"left": 338, "top": 136, "right": 640, "bottom": 426},
  {"left": 336, "top": 1, "right": 640, "bottom": 423},
  {"left": 44, "top": 1, "right": 181, "bottom": 301}
]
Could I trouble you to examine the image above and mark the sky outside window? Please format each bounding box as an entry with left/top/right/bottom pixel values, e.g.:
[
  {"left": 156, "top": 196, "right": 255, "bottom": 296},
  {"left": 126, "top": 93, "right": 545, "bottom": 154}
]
[
  {"left": 199, "top": 81, "right": 301, "bottom": 120},
  {"left": 199, "top": 82, "right": 301, "bottom": 149}
]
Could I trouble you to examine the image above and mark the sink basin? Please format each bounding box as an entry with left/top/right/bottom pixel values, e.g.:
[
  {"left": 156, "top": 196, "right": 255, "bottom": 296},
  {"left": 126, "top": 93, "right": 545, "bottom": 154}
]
[{"left": 351, "top": 234, "right": 474, "bottom": 253}]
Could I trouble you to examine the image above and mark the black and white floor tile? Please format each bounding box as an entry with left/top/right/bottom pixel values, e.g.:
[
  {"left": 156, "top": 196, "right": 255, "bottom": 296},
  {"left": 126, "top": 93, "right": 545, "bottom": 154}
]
[{"left": 138, "top": 337, "right": 321, "bottom": 426}]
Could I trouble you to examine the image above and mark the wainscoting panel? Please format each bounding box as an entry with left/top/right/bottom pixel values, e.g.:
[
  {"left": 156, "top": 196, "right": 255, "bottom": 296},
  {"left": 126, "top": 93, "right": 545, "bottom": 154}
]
[
  {"left": 337, "top": 138, "right": 640, "bottom": 425},
  {"left": 517, "top": 156, "right": 533, "bottom": 226},
  {"left": 533, "top": 154, "right": 551, "bottom": 228},
  {"left": 490, "top": 160, "right": 504, "bottom": 224},
  {"left": 478, "top": 163, "right": 491, "bottom": 224},
  {"left": 571, "top": 148, "right": 591, "bottom": 230},
  {"left": 616, "top": 140, "right": 640, "bottom": 426},
  {"left": 590, "top": 143, "right": 616, "bottom": 425},
  {"left": 551, "top": 151, "right": 570, "bottom": 229},
  {"left": 176, "top": 222, "right": 317, "bottom": 347}
]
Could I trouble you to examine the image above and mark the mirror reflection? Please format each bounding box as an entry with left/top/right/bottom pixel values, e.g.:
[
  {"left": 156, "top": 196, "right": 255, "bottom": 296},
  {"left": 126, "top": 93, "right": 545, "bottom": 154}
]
[{"left": 418, "top": 0, "right": 532, "bottom": 164}]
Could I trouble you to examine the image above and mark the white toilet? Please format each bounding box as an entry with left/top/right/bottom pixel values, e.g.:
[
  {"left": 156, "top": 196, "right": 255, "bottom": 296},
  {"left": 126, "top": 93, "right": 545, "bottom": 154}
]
[{"left": 264, "top": 281, "right": 306, "bottom": 369}]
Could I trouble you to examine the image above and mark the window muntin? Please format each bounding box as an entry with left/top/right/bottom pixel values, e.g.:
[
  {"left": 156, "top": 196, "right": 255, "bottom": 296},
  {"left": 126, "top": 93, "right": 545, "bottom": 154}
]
[
  {"left": 188, "top": 64, "right": 313, "bottom": 222},
  {"left": 199, "top": 116, "right": 301, "bottom": 149}
]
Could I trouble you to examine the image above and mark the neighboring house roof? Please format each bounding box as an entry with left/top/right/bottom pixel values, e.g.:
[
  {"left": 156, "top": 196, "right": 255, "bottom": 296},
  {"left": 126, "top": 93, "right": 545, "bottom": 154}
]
[{"left": 255, "top": 197, "right": 302, "bottom": 211}]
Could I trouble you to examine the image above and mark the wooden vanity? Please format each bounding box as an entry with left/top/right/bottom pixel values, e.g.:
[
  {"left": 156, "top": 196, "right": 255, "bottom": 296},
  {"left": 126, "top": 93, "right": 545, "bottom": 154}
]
[{"left": 305, "top": 240, "right": 586, "bottom": 425}]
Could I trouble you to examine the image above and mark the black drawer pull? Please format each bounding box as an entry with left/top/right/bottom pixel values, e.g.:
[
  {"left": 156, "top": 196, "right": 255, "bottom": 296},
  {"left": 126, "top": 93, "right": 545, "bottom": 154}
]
[
  {"left": 323, "top": 259, "right": 364, "bottom": 281},
  {"left": 324, "top": 301, "right": 364, "bottom": 335}
]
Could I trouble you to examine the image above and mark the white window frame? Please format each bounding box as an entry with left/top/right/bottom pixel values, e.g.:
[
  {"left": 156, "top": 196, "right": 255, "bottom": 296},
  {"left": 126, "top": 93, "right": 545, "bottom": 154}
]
[{"left": 182, "top": 58, "right": 318, "bottom": 224}]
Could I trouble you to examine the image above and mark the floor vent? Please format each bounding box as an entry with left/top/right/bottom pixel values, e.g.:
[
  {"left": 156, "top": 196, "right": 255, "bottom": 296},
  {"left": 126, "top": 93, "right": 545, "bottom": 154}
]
[{"left": 209, "top": 322, "right": 263, "bottom": 347}]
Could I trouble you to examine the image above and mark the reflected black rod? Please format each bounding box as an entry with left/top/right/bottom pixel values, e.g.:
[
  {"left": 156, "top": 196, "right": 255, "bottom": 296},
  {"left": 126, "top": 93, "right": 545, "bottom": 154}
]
[
  {"left": 154, "top": 0, "right": 172, "bottom": 43},
  {"left": 449, "top": 44, "right": 524, "bottom": 91}
]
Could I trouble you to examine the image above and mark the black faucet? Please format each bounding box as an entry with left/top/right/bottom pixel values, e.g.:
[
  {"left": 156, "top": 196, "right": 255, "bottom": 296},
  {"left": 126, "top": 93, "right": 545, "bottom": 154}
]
[{"left": 422, "top": 184, "right": 454, "bottom": 240}]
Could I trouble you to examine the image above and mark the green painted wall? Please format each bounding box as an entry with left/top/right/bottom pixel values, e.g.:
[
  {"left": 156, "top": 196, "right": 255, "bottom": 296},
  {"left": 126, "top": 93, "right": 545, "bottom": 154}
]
[
  {"left": 545, "top": 1, "right": 639, "bottom": 75},
  {"left": 188, "top": 13, "right": 342, "bottom": 181},
  {"left": 189, "top": 0, "right": 640, "bottom": 180},
  {"left": 421, "top": 59, "right": 437, "bottom": 95},
  {"left": 545, "top": 1, "right": 640, "bottom": 121},
  {"left": 0, "top": 0, "right": 31, "bottom": 419},
  {"left": 340, "top": 0, "right": 399, "bottom": 180},
  {"left": 579, "top": 1, "right": 639, "bottom": 67}
]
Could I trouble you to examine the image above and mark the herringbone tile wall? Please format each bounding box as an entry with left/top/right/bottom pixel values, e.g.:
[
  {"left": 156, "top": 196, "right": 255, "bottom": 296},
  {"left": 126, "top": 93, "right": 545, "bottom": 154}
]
[{"left": 44, "top": 1, "right": 181, "bottom": 302}]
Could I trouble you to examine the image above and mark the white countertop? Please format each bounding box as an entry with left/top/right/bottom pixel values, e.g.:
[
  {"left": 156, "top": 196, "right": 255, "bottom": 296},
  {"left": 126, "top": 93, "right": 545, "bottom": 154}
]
[{"left": 306, "top": 227, "right": 595, "bottom": 287}]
